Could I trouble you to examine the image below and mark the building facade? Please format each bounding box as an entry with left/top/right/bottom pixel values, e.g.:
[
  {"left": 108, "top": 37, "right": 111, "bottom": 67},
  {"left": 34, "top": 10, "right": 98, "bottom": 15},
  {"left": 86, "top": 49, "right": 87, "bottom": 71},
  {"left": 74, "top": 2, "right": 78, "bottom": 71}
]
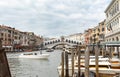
[
  {"left": 0, "top": 25, "right": 14, "bottom": 51},
  {"left": 104, "top": 0, "right": 120, "bottom": 57},
  {"left": 84, "top": 29, "right": 92, "bottom": 45},
  {"left": 0, "top": 25, "right": 43, "bottom": 51},
  {"left": 98, "top": 20, "right": 106, "bottom": 44},
  {"left": 65, "top": 33, "right": 83, "bottom": 43},
  {"left": 83, "top": 20, "right": 106, "bottom": 45},
  {"left": 90, "top": 20, "right": 106, "bottom": 44},
  {"left": 105, "top": 0, "right": 120, "bottom": 43}
]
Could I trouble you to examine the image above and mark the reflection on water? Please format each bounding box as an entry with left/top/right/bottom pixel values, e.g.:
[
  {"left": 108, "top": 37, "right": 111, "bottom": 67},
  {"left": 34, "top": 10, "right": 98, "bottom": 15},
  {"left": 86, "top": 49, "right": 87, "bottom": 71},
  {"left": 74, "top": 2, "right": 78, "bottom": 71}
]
[{"left": 7, "top": 50, "right": 61, "bottom": 77}]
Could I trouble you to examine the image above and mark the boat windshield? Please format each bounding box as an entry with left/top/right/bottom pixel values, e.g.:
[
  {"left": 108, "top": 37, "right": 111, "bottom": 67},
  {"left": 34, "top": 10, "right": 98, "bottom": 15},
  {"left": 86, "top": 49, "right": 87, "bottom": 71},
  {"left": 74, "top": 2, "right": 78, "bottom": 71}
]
[{"left": 24, "top": 53, "right": 33, "bottom": 55}]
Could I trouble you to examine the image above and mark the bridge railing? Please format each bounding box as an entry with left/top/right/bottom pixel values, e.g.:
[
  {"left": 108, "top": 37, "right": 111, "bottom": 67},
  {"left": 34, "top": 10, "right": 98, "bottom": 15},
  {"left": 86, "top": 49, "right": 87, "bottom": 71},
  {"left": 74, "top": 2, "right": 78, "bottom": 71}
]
[
  {"left": 44, "top": 40, "right": 82, "bottom": 49},
  {"left": 44, "top": 39, "right": 82, "bottom": 46}
]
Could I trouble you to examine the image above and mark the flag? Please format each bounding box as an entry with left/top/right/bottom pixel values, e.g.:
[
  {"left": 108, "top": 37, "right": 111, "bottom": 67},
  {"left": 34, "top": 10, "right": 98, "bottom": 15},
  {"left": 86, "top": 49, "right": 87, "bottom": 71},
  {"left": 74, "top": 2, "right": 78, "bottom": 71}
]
[
  {"left": 107, "top": 24, "right": 112, "bottom": 31},
  {"left": 109, "top": 25, "right": 112, "bottom": 31},
  {"left": 107, "top": 26, "right": 110, "bottom": 31}
]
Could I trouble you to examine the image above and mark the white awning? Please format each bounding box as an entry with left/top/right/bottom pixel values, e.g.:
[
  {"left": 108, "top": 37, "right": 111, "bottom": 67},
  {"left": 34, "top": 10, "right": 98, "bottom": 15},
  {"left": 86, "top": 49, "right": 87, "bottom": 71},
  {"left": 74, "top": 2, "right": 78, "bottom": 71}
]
[{"left": 2, "top": 46, "right": 13, "bottom": 48}]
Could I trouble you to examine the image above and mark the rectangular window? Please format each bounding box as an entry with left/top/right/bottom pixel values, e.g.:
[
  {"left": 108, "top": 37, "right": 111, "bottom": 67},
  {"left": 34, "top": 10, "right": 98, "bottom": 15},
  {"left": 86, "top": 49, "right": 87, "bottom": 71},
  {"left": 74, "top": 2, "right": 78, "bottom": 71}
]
[
  {"left": 102, "top": 28, "right": 104, "bottom": 31},
  {"left": 117, "top": 2, "right": 119, "bottom": 11},
  {"left": 1, "top": 33, "right": 3, "bottom": 36}
]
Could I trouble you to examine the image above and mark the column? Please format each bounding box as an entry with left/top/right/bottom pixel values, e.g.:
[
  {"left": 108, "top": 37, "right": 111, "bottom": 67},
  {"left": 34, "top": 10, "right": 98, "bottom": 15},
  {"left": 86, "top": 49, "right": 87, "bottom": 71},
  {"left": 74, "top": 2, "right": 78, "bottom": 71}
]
[
  {"left": 119, "top": 17, "right": 120, "bottom": 28},
  {"left": 114, "top": 47, "right": 118, "bottom": 58},
  {"left": 119, "top": 0, "right": 120, "bottom": 12}
]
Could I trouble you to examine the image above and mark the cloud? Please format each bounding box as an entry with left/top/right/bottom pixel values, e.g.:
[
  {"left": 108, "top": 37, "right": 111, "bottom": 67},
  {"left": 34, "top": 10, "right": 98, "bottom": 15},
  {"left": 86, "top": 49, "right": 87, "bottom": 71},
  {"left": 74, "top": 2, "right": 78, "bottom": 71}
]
[{"left": 0, "top": 0, "right": 111, "bottom": 38}]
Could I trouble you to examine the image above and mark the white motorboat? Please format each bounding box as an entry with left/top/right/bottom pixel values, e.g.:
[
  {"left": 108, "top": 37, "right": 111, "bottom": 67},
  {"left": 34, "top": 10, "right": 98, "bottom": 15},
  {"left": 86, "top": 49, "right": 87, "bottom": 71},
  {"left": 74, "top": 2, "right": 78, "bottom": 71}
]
[
  {"left": 110, "top": 58, "right": 120, "bottom": 68},
  {"left": 19, "top": 52, "right": 50, "bottom": 59}
]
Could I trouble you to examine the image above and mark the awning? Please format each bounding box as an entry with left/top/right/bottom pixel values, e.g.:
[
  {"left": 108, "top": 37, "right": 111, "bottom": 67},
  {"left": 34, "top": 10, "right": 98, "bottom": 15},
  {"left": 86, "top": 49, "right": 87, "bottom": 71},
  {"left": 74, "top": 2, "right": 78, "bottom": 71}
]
[{"left": 2, "top": 46, "right": 13, "bottom": 48}]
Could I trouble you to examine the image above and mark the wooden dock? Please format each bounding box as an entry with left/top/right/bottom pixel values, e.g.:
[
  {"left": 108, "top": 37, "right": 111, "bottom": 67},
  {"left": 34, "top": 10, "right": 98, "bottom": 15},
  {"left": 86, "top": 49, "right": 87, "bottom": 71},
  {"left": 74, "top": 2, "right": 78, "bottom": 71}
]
[{"left": 58, "top": 44, "right": 120, "bottom": 77}]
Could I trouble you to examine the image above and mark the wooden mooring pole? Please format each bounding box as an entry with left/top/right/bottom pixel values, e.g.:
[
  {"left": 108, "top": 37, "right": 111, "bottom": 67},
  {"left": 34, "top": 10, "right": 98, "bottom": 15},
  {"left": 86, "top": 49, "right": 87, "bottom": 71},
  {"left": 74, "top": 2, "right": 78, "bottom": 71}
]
[
  {"left": 104, "top": 45, "right": 106, "bottom": 57},
  {"left": 85, "top": 47, "right": 90, "bottom": 77},
  {"left": 95, "top": 45, "right": 100, "bottom": 77},
  {"left": 61, "top": 52, "right": 64, "bottom": 77},
  {"left": 71, "top": 48, "right": 74, "bottom": 76},
  {"left": 65, "top": 52, "right": 69, "bottom": 77},
  {"left": 61, "top": 36, "right": 65, "bottom": 77},
  {"left": 77, "top": 45, "right": 81, "bottom": 77},
  {"left": 110, "top": 46, "right": 112, "bottom": 58},
  {"left": 117, "top": 46, "right": 120, "bottom": 58},
  {"left": 0, "top": 39, "right": 11, "bottom": 77}
]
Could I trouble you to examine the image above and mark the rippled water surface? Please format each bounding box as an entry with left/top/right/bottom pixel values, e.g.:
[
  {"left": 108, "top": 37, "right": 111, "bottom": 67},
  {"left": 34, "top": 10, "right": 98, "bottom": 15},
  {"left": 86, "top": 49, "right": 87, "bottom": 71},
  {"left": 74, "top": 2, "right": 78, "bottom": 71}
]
[{"left": 6, "top": 50, "right": 61, "bottom": 77}]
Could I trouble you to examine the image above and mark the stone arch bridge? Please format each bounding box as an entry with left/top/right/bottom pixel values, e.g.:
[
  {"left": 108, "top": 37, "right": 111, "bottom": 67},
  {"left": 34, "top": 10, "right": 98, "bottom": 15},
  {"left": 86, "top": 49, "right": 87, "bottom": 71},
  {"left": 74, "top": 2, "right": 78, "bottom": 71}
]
[{"left": 44, "top": 38, "right": 82, "bottom": 49}]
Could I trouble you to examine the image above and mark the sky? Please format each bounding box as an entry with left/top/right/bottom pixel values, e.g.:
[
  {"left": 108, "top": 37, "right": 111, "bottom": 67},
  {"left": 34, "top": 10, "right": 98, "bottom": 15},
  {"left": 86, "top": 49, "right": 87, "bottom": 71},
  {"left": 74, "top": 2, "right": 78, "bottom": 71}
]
[{"left": 0, "top": 0, "right": 111, "bottom": 38}]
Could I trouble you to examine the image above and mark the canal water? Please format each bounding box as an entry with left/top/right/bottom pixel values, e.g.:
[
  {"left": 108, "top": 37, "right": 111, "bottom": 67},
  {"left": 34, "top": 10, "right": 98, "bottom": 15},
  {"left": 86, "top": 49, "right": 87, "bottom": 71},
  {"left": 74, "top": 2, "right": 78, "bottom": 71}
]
[{"left": 6, "top": 50, "right": 62, "bottom": 77}]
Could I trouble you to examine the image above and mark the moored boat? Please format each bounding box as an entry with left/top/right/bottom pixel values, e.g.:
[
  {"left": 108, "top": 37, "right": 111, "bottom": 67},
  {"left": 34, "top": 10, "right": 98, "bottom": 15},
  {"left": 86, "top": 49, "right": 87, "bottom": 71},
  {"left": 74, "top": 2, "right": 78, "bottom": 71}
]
[
  {"left": 46, "top": 48, "right": 54, "bottom": 52},
  {"left": 57, "top": 56, "right": 120, "bottom": 77},
  {"left": 110, "top": 58, "right": 120, "bottom": 68},
  {"left": 19, "top": 52, "right": 50, "bottom": 59}
]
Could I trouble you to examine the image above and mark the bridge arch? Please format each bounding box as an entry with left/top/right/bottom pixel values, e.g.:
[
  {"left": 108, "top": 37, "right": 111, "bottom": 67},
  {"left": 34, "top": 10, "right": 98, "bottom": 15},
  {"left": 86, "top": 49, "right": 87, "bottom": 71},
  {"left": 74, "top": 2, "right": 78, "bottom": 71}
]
[
  {"left": 44, "top": 37, "right": 82, "bottom": 49},
  {"left": 52, "top": 43, "right": 73, "bottom": 49},
  {"left": 45, "top": 41, "right": 81, "bottom": 49}
]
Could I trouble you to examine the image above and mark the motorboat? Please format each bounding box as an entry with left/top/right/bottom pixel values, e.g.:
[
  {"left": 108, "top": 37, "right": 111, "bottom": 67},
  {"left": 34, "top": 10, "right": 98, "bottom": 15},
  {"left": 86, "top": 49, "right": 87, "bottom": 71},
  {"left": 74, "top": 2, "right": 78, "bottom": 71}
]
[
  {"left": 19, "top": 52, "right": 50, "bottom": 59},
  {"left": 110, "top": 58, "right": 120, "bottom": 68},
  {"left": 46, "top": 48, "right": 54, "bottom": 52}
]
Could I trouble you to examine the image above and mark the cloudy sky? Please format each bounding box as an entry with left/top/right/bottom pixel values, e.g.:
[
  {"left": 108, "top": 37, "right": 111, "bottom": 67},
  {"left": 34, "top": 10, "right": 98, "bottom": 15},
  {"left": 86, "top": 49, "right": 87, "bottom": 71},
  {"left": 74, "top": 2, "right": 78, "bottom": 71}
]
[{"left": 0, "top": 0, "right": 111, "bottom": 38}]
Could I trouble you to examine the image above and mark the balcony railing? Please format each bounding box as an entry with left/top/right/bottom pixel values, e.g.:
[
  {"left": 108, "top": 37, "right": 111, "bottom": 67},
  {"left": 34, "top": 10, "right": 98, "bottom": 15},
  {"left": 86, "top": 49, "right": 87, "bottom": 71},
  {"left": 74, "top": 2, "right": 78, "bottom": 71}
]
[
  {"left": 105, "top": 28, "right": 120, "bottom": 37},
  {"left": 101, "top": 41, "right": 120, "bottom": 45}
]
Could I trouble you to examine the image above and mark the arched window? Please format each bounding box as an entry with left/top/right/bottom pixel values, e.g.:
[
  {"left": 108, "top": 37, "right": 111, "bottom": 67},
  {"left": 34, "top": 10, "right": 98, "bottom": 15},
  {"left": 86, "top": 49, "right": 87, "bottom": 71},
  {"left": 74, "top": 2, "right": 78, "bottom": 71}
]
[{"left": 116, "top": 37, "right": 119, "bottom": 41}]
